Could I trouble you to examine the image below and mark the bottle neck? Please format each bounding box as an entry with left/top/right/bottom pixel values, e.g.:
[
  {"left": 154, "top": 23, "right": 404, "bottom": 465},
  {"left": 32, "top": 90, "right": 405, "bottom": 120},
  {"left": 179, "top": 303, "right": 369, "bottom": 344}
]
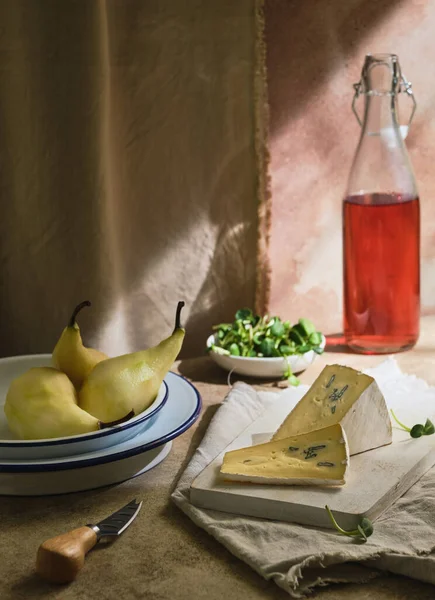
[{"left": 362, "top": 94, "right": 399, "bottom": 135}]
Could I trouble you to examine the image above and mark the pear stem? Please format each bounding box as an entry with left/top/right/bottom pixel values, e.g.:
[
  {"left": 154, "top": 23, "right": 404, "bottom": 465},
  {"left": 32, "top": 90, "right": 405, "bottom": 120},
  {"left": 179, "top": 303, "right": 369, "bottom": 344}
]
[
  {"left": 174, "top": 301, "right": 185, "bottom": 333},
  {"left": 69, "top": 301, "right": 92, "bottom": 327},
  {"left": 99, "top": 410, "right": 135, "bottom": 429}
]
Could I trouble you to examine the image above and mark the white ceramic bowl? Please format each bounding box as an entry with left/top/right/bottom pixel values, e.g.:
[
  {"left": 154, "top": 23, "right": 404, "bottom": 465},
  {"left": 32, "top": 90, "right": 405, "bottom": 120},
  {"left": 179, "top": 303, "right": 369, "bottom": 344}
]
[
  {"left": 0, "top": 354, "right": 168, "bottom": 460},
  {"left": 206, "top": 334, "right": 326, "bottom": 378}
]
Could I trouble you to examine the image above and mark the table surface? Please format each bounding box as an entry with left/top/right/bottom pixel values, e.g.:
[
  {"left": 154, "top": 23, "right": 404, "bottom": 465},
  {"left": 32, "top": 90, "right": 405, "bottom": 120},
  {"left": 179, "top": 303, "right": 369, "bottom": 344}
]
[{"left": 2, "top": 318, "right": 435, "bottom": 600}]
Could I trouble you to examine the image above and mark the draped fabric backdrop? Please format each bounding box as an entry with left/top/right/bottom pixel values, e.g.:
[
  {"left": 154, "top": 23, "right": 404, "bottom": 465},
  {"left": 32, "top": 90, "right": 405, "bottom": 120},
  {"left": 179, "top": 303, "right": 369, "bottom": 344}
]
[{"left": 0, "top": 0, "right": 269, "bottom": 359}]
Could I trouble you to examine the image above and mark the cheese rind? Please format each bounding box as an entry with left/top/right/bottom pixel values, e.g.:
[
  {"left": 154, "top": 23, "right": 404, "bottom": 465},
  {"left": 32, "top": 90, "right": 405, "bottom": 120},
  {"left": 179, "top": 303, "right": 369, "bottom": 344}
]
[
  {"left": 272, "top": 364, "right": 392, "bottom": 455},
  {"left": 220, "top": 424, "right": 349, "bottom": 486}
]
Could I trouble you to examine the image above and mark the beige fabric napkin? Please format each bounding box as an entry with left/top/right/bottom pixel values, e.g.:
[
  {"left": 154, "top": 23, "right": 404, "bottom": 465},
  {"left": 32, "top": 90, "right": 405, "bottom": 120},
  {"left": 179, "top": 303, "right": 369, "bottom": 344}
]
[{"left": 171, "top": 359, "right": 435, "bottom": 597}]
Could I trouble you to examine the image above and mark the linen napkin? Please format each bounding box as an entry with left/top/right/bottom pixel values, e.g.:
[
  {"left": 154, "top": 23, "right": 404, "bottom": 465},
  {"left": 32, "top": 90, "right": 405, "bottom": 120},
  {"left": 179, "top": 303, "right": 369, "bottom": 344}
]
[{"left": 171, "top": 358, "right": 435, "bottom": 597}]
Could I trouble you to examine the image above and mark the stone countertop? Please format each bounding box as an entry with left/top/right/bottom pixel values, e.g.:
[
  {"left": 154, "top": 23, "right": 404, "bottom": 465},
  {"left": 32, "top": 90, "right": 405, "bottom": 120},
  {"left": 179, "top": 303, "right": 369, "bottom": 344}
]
[{"left": 2, "top": 318, "right": 435, "bottom": 600}]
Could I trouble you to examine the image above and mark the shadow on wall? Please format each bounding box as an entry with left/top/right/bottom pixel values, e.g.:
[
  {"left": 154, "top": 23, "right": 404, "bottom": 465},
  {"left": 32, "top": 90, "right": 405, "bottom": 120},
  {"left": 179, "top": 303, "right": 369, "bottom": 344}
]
[
  {"left": 182, "top": 159, "right": 258, "bottom": 357},
  {"left": 266, "top": 0, "right": 405, "bottom": 137},
  {"left": 263, "top": 0, "right": 426, "bottom": 334}
]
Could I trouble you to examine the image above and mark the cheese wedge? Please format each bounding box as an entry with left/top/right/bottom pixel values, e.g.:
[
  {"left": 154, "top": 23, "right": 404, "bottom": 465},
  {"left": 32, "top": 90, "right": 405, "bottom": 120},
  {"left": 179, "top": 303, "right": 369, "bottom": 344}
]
[
  {"left": 220, "top": 424, "right": 349, "bottom": 486},
  {"left": 272, "top": 364, "right": 392, "bottom": 455}
]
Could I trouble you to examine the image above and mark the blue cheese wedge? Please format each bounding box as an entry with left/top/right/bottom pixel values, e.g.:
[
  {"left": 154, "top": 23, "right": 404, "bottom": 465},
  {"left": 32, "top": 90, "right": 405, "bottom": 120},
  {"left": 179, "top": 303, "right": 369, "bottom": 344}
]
[
  {"left": 272, "top": 364, "right": 392, "bottom": 456},
  {"left": 220, "top": 424, "right": 349, "bottom": 486}
]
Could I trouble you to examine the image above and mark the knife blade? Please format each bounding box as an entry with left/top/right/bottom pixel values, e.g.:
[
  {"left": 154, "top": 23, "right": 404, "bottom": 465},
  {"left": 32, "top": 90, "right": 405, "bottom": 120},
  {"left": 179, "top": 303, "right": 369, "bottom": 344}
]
[
  {"left": 88, "top": 498, "right": 142, "bottom": 539},
  {"left": 36, "top": 499, "right": 142, "bottom": 584}
]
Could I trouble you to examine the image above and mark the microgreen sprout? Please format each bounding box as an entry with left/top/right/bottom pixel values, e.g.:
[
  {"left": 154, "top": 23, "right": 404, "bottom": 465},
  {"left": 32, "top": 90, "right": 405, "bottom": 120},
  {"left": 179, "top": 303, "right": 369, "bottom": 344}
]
[
  {"left": 208, "top": 309, "right": 323, "bottom": 386},
  {"left": 390, "top": 409, "right": 435, "bottom": 439},
  {"left": 325, "top": 505, "right": 373, "bottom": 543},
  {"left": 284, "top": 361, "right": 300, "bottom": 387}
]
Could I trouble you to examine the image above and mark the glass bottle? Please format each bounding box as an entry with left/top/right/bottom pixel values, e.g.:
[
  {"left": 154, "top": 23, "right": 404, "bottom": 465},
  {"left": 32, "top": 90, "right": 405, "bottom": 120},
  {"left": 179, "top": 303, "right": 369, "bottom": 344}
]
[{"left": 343, "top": 53, "right": 420, "bottom": 354}]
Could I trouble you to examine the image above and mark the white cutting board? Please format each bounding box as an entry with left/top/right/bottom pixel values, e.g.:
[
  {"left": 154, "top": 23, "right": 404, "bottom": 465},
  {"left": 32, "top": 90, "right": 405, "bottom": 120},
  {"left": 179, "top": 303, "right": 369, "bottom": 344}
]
[{"left": 190, "top": 390, "right": 435, "bottom": 530}]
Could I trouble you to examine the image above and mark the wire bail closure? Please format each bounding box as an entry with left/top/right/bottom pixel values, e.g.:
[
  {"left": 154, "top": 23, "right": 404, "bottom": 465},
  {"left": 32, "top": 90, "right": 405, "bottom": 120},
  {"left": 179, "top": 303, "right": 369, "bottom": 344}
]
[{"left": 352, "top": 74, "right": 417, "bottom": 129}]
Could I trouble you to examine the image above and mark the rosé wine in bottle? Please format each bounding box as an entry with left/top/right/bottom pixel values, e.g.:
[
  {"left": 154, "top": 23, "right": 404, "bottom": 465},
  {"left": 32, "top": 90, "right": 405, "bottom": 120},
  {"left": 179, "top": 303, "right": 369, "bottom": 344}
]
[
  {"left": 343, "top": 54, "right": 420, "bottom": 353},
  {"left": 343, "top": 193, "right": 419, "bottom": 353}
]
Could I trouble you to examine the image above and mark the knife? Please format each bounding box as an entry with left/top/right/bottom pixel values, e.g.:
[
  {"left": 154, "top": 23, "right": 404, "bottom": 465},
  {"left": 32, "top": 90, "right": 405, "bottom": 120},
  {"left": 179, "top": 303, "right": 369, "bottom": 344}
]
[{"left": 36, "top": 499, "right": 142, "bottom": 584}]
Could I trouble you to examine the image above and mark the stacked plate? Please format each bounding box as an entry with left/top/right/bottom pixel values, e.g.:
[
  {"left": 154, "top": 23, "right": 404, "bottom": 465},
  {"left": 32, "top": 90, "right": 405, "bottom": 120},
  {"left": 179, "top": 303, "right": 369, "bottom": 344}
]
[{"left": 0, "top": 355, "right": 201, "bottom": 496}]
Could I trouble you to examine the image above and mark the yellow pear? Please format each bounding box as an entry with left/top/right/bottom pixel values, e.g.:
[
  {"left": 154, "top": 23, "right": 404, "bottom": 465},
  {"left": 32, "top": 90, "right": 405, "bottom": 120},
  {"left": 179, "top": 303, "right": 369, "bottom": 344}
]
[
  {"left": 4, "top": 367, "right": 133, "bottom": 440},
  {"left": 52, "top": 301, "right": 108, "bottom": 389},
  {"left": 79, "top": 301, "right": 185, "bottom": 422}
]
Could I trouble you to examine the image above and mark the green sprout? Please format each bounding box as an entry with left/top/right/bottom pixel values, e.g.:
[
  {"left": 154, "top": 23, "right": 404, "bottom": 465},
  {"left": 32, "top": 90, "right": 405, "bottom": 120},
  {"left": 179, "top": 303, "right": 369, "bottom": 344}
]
[
  {"left": 325, "top": 505, "right": 373, "bottom": 543},
  {"left": 208, "top": 309, "right": 323, "bottom": 386},
  {"left": 390, "top": 409, "right": 435, "bottom": 439},
  {"left": 283, "top": 361, "right": 300, "bottom": 387}
]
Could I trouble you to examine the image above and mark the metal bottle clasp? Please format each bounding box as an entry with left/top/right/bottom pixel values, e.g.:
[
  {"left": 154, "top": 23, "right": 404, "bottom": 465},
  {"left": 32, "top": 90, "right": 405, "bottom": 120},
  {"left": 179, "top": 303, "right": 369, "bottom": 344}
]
[{"left": 352, "top": 73, "right": 417, "bottom": 128}]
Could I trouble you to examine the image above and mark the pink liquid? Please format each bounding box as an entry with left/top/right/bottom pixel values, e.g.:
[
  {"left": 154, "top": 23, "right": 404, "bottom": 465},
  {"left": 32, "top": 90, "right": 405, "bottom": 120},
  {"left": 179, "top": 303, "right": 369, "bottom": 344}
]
[{"left": 343, "top": 193, "right": 420, "bottom": 353}]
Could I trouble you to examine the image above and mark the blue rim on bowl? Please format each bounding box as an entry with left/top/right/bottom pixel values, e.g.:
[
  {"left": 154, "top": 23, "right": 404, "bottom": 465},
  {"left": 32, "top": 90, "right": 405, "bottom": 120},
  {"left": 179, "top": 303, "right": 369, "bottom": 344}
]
[{"left": 0, "top": 372, "right": 202, "bottom": 472}]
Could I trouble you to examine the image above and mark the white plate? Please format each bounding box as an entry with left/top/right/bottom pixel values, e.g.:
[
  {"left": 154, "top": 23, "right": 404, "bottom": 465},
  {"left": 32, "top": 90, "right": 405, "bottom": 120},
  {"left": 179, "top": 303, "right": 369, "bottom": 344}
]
[
  {"left": 206, "top": 334, "right": 326, "bottom": 378},
  {"left": 0, "top": 442, "right": 173, "bottom": 496},
  {"left": 0, "top": 354, "right": 168, "bottom": 460},
  {"left": 0, "top": 370, "right": 201, "bottom": 495}
]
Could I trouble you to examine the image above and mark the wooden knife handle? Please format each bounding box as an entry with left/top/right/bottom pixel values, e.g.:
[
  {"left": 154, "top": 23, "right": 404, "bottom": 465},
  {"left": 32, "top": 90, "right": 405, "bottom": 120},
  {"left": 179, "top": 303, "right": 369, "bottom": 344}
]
[{"left": 36, "top": 526, "right": 98, "bottom": 584}]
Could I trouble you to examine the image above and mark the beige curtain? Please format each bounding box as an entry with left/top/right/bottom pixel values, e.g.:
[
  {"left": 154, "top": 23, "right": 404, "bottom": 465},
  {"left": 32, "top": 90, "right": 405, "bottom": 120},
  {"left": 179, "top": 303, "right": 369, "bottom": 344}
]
[{"left": 0, "top": 0, "right": 269, "bottom": 359}]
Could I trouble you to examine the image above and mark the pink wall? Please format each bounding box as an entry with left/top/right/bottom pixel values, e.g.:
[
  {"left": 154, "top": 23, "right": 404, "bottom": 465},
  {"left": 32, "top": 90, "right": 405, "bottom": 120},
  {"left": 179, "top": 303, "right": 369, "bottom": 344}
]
[{"left": 265, "top": 0, "right": 435, "bottom": 334}]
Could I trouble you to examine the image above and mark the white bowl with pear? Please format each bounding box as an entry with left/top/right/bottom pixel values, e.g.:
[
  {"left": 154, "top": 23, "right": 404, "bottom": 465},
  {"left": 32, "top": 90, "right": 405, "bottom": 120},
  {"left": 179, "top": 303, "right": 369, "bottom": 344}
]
[
  {"left": 207, "top": 310, "right": 325, "bottom": 381},
  {"left": 0, "top": 301, "right": 186, "bottom": 460}
]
